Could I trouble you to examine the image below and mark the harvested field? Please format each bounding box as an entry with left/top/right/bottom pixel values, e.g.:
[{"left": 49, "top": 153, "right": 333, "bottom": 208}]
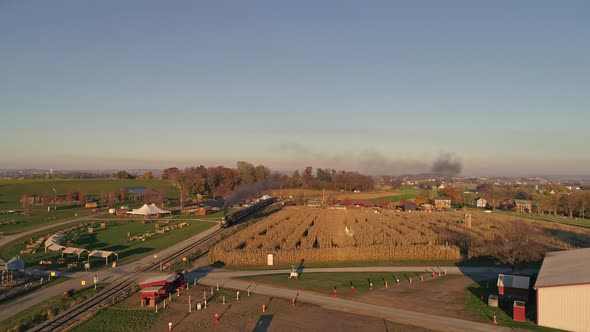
[
  {"left": 276, "top": 188, "right": 400, "bottom": 200},
  {"left": 210, "top": 207, "right": 590, "bottom": 266}
]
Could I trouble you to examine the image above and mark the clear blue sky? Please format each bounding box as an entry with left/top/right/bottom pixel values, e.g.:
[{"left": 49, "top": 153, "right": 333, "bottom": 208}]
[{"left": 1, "top": 1, "right": 589, "bottom": 176}]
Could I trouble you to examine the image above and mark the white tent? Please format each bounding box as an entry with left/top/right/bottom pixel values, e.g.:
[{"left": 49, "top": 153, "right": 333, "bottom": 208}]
[{"left": 127, "top": 204, "right": 171, "bottom": 216}]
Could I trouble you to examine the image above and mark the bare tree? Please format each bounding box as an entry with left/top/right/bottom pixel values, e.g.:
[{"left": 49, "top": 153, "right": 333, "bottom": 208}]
[
  {"left": 473, "top": 221, "right": 545, "bottom": 267},
  {"left": 22, "top": 193, "right": 32, "bottom": 215},
  {"left": 107, "top": 191, "right": 117, "bottom": 208},
  {"left": 66, "top": 189, "right": 74, "bottom": 204},
  {"left": 41, "top": 192, "right": 51, "bottom": 212},
  {"left": 78, "top": 191, "right": 87, "bottom": 205}
]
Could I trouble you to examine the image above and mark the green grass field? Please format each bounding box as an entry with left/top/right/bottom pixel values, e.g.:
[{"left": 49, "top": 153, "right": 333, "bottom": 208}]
[
  {"left": 488, "top": 209, "right": 590, "bottom": 229},
  {"left": 372, "top": 188, "right": 438, "bottom": 204},
  {"left": 71, "top": 306, "right": 160, "bottom": 332},
  {"left": 0, "top": 179, "right": 178, "bottom": 210},
  {"left": 0, "top": 285, "right": 104, "bottom": 332},
  {"left": 240, "top": 271, "right": 431, "bottom": 297},
  {"left": 0, "top": 219, "right": 216, "bottom": 269},
  {"left": 464, "top": 279, "right": 564, "bottom": 332},
  {"left": 0, "top": 207, "right": 96, "bottom": 235}
]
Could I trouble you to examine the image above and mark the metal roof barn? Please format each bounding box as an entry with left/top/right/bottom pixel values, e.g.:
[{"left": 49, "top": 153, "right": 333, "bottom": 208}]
[{"left": 534, "top": 248, "right": 590, "bottom": 331}]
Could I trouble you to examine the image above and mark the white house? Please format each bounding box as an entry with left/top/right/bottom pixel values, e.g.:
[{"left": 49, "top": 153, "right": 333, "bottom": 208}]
[{"left": 473, "top": 197, "right": 487, "bottom": 208}]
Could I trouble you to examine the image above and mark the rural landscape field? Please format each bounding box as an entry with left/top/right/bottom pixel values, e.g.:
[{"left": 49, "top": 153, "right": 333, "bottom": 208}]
[
  {"left": 3, "top": 2, "right": 590, "bottom": 332},
  {"left": 211, "top": 207, "right": 590, "bottom": 266}
]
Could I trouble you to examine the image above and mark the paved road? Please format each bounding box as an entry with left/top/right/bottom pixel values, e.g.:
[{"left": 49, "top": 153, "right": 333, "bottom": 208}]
[
  {"left": 193, "top": 266, "right": 537, "bottom": 280},
  {"left": 196, "top": 274, "right": 510, "bottom": 332}
]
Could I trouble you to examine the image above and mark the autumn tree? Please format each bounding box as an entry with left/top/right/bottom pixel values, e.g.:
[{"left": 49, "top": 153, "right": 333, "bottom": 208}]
[
  {"left": 561, "top": 193, "right": 578, "bottom": 219},
  {"left": 236, "top": 161, "right": 256, "bottom": 185},
  {"left": 66, "top": 189, "right": 74, "bottom": 204},
  {"left": 162, "top": 167, "right": 180, "bottom": 180},
  {"left": 302, "top": 166, "right": 314, "bottom": 189},
  {"left": 316, "top": 168, "right": 333, "bottom": 183},
  {"left": 41, "top": 191, "right": 51, "bottom": 212},
  {"left": 476, "top": 183, "right": 505, "bottom": 210},
  {"left": 78, "top": 191, "right": 87, "bottom": 205},
  {"left": 115, "top": 170, "right": 134, "bottom": 179},
  {"left": 437, "top": 186, "right": 462, "bottom": 204},
  {"left": 290, "top": 170, "right": 301, "bottom": 188},
  {"left": 22, "top": 193, "right": 32, "bottom": 215},
  {"left": 579, "top": 191, "right": 590, "bottom": 219},
  {"left": 414, "top": 189, "right": 431, "bottom": 206},
  {"left": 254, "top": 165, "right": 271, "bottom": 182},
  {"left": 138, "top": 171, "right": 154, "bottom": 180}
]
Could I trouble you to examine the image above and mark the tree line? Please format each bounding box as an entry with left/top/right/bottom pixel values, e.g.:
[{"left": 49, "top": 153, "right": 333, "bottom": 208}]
[{"left": 163, "top": 163, "right": 375, "bottom": 198}]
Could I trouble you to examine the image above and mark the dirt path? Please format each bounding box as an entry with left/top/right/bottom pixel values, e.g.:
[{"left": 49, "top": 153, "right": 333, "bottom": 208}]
[
  {"left": 196, "top": 275, "right": 509, "bottom": 332},
  {"left": 149, "top": 286, "right": 432, "bottom": 332}
]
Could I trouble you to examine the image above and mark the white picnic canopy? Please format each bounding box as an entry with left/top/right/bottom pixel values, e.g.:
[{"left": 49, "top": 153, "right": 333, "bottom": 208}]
[
  {"left": 45, "top": 233, "right": 66, "bottom": 253},
  {"left": 127, "top": 203, "right": 171, "bottom": 216},
  {"left": 88, "top": 250, "right": 119, "bottom": 265}
]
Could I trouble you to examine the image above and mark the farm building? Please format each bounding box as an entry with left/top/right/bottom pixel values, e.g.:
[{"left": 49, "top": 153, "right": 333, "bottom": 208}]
[
  {"left": 420, "top": 203, "right": 433, "bottom": 212},
  {"left": 4, "top": 257, "right": 25, "bottom": 271},
  {"left": 514, "top": 200, "right": 532, "bottom": 213},
  {"left": 473, "top": 197, "right": 487, "bottom": 208},
  {"left": 402, "top": 201, "right": 416, "bottom": 212},
  {"left": 534, "top": 248, "right": 590, "bottom": 331},
  {"left": 433, "top": 197, "right": 451, "bottom": 211},
  {"left": 497, "top": 274, "right": 530, "bottom": 301},
  {"left": 139, "top": 273, "right": 184, "bottom": 306}
]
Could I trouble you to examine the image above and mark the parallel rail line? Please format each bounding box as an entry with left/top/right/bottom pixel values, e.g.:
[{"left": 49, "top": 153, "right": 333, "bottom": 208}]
[{"left": 29, "top": 227, "right": 225, "bottom": 332}]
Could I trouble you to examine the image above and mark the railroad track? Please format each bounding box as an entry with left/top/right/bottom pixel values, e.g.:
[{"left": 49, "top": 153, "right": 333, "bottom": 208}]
[{"left": 29, "top": 227, "right": 226, "bottom": 332}]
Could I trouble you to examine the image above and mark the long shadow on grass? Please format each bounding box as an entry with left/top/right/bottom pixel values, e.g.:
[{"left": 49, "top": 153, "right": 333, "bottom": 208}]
[
  {"left": 252, "top": 314, "right": 274, "bottom": 332},
  {"left": 118, "top": 247, "right": 153, "bottom": 259},
  {"left": 466, "top": 275, "right": 540, "bottom": 324},
  {"left": 102, "top": 244, "right": 129, "bottom": 252}
]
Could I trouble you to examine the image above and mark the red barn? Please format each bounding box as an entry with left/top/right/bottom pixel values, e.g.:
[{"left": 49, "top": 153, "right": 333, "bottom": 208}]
[{"left": 139, "top": 273, "right": 184, "bottom": 307}]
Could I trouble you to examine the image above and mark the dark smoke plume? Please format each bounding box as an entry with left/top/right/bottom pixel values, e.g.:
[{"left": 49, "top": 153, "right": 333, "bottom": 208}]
[
  {"left": 223, "top": 180, "right": 278, "bottom": 213},
  {"left": 431, "top": 153, "right": 462, "bottom": 176}
]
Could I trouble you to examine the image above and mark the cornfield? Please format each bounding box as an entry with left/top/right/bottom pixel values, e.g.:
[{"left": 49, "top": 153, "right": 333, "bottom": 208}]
[{"left": 210, "top": 207, "right": 590, "bottom": 266}]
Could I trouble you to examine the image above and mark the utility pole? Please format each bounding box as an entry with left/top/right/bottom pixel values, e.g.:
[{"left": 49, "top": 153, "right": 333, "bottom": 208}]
[{"left": 52, "top": 189, "right": 57, "bottom": 210}]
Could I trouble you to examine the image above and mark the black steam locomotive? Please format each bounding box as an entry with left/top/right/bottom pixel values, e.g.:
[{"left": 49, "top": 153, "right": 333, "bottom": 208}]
[{"left": 221, "top": 196, "right": 276, "bottom": 228}]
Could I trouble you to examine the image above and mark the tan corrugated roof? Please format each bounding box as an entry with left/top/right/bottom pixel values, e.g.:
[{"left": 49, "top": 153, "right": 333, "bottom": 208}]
[
  {"left": 140, "top": 273, "right": 180, "bottom": 285},
  {"left": 534, "top": 248, "right": 590, "bottom": 288}
]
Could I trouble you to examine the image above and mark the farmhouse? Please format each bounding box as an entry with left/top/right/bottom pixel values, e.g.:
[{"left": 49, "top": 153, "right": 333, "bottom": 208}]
[
  {"left": 473, "top": 197, "right": 487, "bottom": 208},
  {"left": 534, "top": 248, "right": 590, "bottom": 331},
  {"left": 514, "top": 200, "right": 532, "bottom": 213},
  {"left": 433, "top": 197, "right": 451, "bottom": 211}
]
